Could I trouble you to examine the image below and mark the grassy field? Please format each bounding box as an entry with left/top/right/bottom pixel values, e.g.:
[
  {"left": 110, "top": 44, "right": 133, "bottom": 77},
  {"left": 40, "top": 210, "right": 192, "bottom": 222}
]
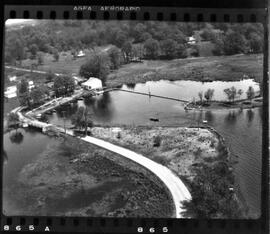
[
  {"left": 20, "top": 51, "right": 88, "bottom": 76},
  {"left": 107, "top": 54, "right": 263, "bottom": 87},
  {"left": 90, "top": 126, "right": 245, "bottom": 218},
  {"left": 5, "top": 136, "right": 174, "bottom": 217},
  {"left": 20, "top": 46, "right": 112, "bottom": 76}
]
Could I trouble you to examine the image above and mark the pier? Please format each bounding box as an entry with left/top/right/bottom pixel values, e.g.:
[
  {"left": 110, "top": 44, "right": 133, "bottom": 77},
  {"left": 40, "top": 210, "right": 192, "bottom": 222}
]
[{"left": 119, "top": 89, "right": 189, "bottom": 103}]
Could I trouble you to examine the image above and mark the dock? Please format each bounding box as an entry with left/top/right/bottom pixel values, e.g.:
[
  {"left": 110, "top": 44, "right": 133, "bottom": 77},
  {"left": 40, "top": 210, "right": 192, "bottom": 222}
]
[
  {"left": 26, "top": 89, "right": 96, "bottom": 117},
  {"left": 119, "top": 89, "right": 189, "bottom": 103}
]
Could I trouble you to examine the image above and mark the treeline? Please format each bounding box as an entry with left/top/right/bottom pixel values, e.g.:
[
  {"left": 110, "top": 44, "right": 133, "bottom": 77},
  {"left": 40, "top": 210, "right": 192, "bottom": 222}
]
[{"left": 5, "top": 21, "right": 263, "bottom": 64}]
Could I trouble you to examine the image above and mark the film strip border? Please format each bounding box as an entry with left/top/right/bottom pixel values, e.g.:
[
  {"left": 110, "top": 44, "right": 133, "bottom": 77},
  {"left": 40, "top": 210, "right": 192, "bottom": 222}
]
[
  {"left": 1, "top": 3, "right": 269, "bottom": 234},
  {"left": 3, "top": 5, "right": 267, "bottom": 22},
  {"left": 1, "top": 216, "right": 264, "bottom": 233}
]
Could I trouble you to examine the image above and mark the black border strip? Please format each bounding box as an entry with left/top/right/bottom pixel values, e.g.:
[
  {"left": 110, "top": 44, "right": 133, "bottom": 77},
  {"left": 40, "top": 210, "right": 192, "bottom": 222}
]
[
  {"left": 0, "top": 1, "right": 268, "bottom": 234},
  {"left": 3, "top": 6, "right": 267, "bottom": 23}
]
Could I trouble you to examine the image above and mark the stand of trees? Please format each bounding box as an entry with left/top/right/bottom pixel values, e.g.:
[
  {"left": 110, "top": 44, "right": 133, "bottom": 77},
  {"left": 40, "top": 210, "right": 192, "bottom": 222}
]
[
  {"left": 71, "top": 106, "right": 93, "bottom": 136},
  {"left": 5, "top": 21, "right": 263, "bottom": 65},
  {"left": 79, "top": 52, "right": 111, "bottom": 84},
  {"left": 53, "top": 75, "right": 75, "bottom": 97}
]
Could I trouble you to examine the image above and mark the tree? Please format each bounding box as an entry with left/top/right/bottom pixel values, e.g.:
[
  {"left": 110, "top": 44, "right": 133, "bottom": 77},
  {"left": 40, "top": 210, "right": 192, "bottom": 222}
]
[
  {"left": 71, "top": 49, "right": 77, "bottom": 59},
  {"left": 198, "top": 91, "right": 203, "bottom": 103},
  {"left": 53, "top": 76, "right": 75, "bottom": 97},
  {"left": 237, "top": 89, "right": 243, "bottom": 99},
  {"left": 160, "top": 39, "right": 177, "bottom": 59},
  {"left": 17, "top": 78, "right": 30, "bottom": 106},
  {"left": 223, "top": 31, "right": 247, "bottom": 55},
  {"left": 144, "top": 38, "right": 160, "bottom": 59},
  {"left": 29, "top": 44, "right": 38, "bottom": 59},
  {"left": 212, "top": 34, "right": 225, "bottom": 56},
  {"left": 14, "top": 39, "right": 25, "bottom": 65},
  {"left": 46, "top": 71, "right": 55, "bottom": 82},
  {"left": 204, "top": 89, "right": 214, "bottom": 103},
  {"left": 224, "top": 86, "right": 237, "bottom": 103},
  {"left": 79, "top": 52, "right": 111, "bottom": 84},
  {"left": 71, "top": 106, "right": 93, "bottom": 136},
  {"left": 114, "top": 31, "right": 127, "bottom": 48},
  {"left": 53, "top": 49, "right": 60, "bottom": 62},
  {"left": 7, "top": 112, "right": 19, "bottom": 132},
  {"left": 9, "top": 132, "right": 24, "bottom": 144},
  {"left": 246, "top": 86, "right": 255, "bottom": 102},
  {"left": 37, "top": 52, "right": 44, "bottom": 65},
  {"left": 108, "top": 46, "right": 122, "bottom": 70},
  {"left": 247, "top": 32, "right": 263, "bottom": 53},
  {"left": 121, "top": 41, "right": 132, "bottom": 63},
  {"left": 176, "top": 44, "right": 188, "bottom": 58},
  {"left": 133, "top": 23, "right": 147, "bottom": 42},
  {"left": 140, "top": 32, "right": 152, "bottom": 42},
  {"left": 30, "top": 86, "right": 48, "bottom": 107}
]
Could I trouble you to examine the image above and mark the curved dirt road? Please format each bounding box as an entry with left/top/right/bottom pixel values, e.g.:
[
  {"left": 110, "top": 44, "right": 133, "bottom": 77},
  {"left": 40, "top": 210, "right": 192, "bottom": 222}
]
[
  {"left": 14, "top": 107, "right": 192, "bottom": 218},
  {"left": 79, "top": 135, "right": 192, "bottom": 218}
]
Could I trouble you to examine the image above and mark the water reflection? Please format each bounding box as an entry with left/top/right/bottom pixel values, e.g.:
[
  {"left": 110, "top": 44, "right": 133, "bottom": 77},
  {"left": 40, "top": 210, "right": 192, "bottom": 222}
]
[
  {"left": 3, "top": 79, "right": 262, "bottom": 216},
  {"left": 224, "top": 110, "right": 238, "bottom": 125},
  {"left": 205, "top": 110, "right": 214, "bottom": 122},
  {"left": 246, "top": 109, "right": 254, "bottom": 124},
  {"left": 9, "top": 131, "right": 24, "bottom": 145},
  {"left": 2, "top": 149, "right": 8, "bottom": 164},
  {"left": 126, "top": 83, "right": 136, "bottom": 90}
]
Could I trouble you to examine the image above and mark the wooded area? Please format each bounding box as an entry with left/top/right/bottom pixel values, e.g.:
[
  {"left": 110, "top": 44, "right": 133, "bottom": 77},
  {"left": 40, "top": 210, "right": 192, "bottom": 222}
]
[{"left": 5, "top": 21, "right": 263, "bottom": 65}]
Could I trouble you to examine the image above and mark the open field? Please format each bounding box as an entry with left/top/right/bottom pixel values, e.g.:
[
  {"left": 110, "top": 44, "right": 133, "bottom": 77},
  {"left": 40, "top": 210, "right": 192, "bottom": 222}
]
[
  {"left": 4, "top": 136, "right": 174, "bottom": 217},
  {"left": 107, "top": 54, "right": 262, "bottom": 87},
  {"left": 20, "top": 51, "right": 86, "bottom": 76},
  {"left": 6, "top": 54, "right": 262, "bottom": 90},
  {"left": 91, "top": 126, "right": 221, "bottom": 179},
  {"left": 90, "top": 126, "right": 245, "bottom": 218}
]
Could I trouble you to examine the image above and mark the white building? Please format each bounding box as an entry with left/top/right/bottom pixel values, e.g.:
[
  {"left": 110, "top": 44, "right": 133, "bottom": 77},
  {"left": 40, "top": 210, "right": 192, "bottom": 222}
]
[
  {"left": 77, "top": 50, "right": 85, "bottom": 58},
  {"left": 187, "top": 36, "right": 196, "bottom": 45},
  {"left": 81, "top": 77, "right": 103, "bottom": 91},
  {"left": 4, "top": 86, "right": 17, "bottom": 98},
  {"left": 9, "top": 75, "right": 17, "bottom": 82},
  {"left": 28, "top": 80, "right": 35, "bottom": 90}
]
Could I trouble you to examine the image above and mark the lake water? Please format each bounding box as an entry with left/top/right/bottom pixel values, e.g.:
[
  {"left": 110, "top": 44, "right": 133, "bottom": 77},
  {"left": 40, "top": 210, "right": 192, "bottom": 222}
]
[{"left": 3, "top": 79, "right": 262, "bottom": 217}]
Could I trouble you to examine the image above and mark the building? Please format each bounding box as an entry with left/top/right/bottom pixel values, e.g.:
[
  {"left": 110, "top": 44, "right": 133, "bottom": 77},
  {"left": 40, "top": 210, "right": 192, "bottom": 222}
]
[
  {"left": 76, "top": 50, "right": 85, "bottom": 58},
  {"left": 28, "top": 80, "right": 35, "bottom": 90},
  {"left": 81, "top": 77, "right": 103, "bottom": 91},
  {"left": 4, "top": 86, "right": 17, "bottom": 98},
  {"left": 9, "top": 75, "right": 17, "bottom": 82},
  {"left": 187, "top": 36, "right": 196, "bottom": 45}
]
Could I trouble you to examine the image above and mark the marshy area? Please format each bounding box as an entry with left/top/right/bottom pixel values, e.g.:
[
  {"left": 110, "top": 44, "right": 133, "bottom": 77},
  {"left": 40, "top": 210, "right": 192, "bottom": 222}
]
[
  {"left": 90, "top": 126, "right": 246, "bottom": 218},
  {"left": 3, "top": 134, "right": 174, "bottom": 217}
]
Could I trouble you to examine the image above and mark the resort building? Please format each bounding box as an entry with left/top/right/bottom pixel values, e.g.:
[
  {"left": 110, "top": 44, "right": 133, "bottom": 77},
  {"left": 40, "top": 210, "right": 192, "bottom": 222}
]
[{"left": 81, "top": 77, "right": 103, "bottom": 91}]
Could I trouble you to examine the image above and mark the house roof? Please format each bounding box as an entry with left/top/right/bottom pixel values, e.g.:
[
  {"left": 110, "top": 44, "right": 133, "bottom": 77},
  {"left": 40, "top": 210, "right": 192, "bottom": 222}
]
[{"left": 81, "top": 77, "right": 102, "bottom": 87}]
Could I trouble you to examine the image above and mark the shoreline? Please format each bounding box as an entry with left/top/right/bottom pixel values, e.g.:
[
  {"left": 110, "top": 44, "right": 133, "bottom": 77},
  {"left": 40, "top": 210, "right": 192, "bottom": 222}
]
[
  {"left": 4, "top": 134, "right": 175, "bottom": 217},
  {"left": 88, "top": 125, "right": 247, "bottom": 218},
  {"left": 185, "top": 97, "right": 262, "bottom": 111},
  {"left": 5, "top": 107, "right": 252, "bottom": 218}
]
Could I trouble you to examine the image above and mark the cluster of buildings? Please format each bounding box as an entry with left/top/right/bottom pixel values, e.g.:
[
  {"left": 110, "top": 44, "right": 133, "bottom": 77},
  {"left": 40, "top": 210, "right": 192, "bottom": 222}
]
[
  {"left": 5, "top": 72, "right": 103, "bottom": 100},
  {"left": 4, "top": 75, "right": 35, "bottom": 99}
]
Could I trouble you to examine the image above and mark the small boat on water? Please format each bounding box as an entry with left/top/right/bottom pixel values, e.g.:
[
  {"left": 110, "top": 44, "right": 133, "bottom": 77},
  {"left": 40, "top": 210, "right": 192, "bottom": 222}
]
[
  {"left": 202, "top": 120, "right": 208, "bottom": 124},
  {"left": 150, "top": 118, "right": 159, "bottom": 122}
]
